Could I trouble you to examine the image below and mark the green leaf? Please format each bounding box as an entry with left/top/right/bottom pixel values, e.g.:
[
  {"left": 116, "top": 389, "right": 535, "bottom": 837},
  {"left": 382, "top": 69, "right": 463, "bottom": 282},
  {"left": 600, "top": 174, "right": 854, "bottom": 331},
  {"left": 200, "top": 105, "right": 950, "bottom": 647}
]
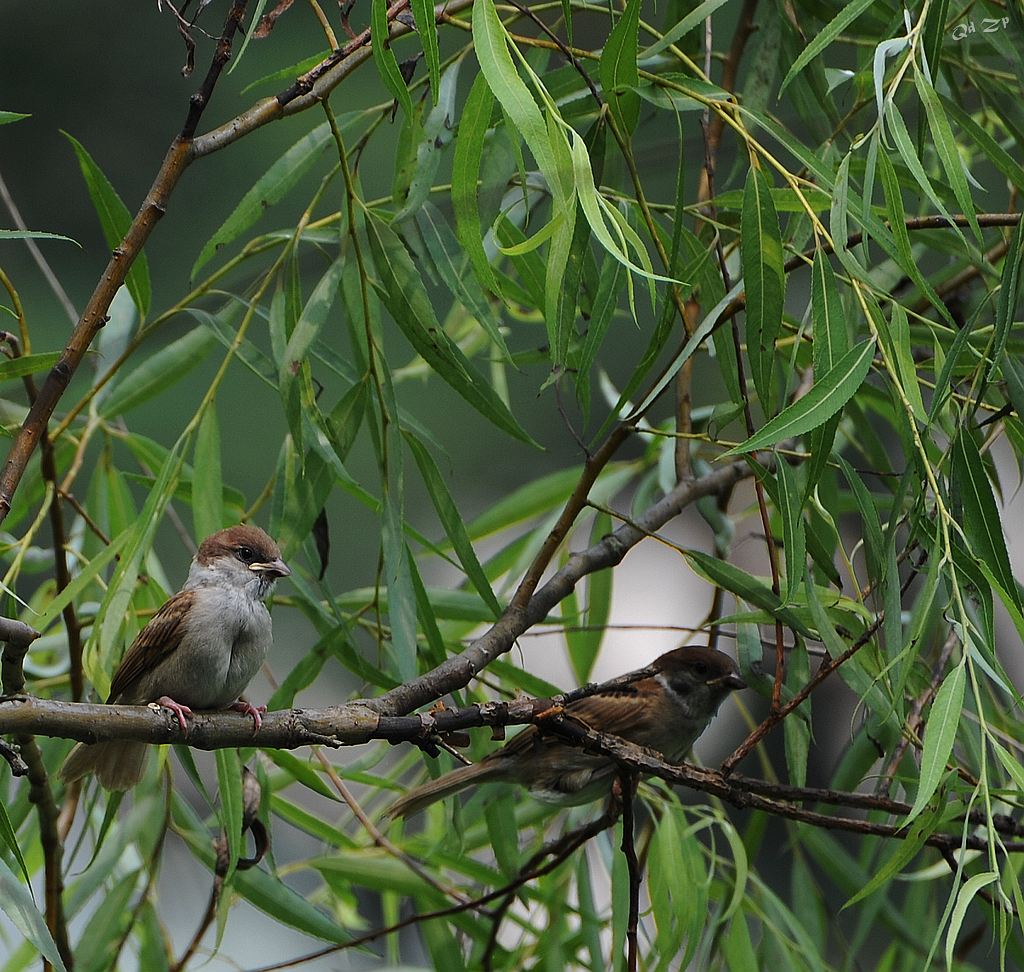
[
  {"left": 630, "top": 280, "right": 743, "bottom": 419},
  {"left": 172, "top": 794, "right": 348, "bottom": 944},
  {"left": 410, "top": 0, "right": 441, "bottom": 100},
  {"left": 641, "top": 0, "right": 732, "bottom": 58},
  {"left": 843, "top": 806, "right": 937, "bottom": 908},
  {"left": 0, "top": 800, "right": 31, "bottom": 891},
  {"left": 683, "top": 549, "right": 813, "bottom": 638},
  {"left": 884, "top": 106, "right": 966, "bottom": 263},
  {"left": 227, "top": 0, "right": 272, "bottom": 75},
  {"left": 405, "top": 431, "right": 501, "bottom": 616},
  {"left": 415, "top": 203, "right": 510, "bottom": 360},
  {"left": 599, "top": 0, "right": 641, "bottom": 136},
  {"left": 86, "top": 438, "right": 187, "bottom": 698},
  {"left": 371, "top": 0, "right": 415, "bottom": 119},
  {"left": 240, "top": 50, "right": 330, "bottom": 95},
  {"left": 565, "top": 511, "right": 613, "bottom": 682},
  {"left": 100, "top": 326, "right": 217, "bottom": 418},
  {"left": 63, "top": 131, "right": 150, "bottom": 317},
  {"left": 810, "top": 249, "right": 848, "bottom": 375},
  {"left": 927, "top": 309, "right": 977, "bottom": 422},
  {"left": 191, "top": 123, "right": 335, "bottom": 277},
  {"left": 33, "top": 532, "right": 129, "bottom": 633},
  {"left": 334, "top": 585, "right": 499, "bottom": 623},
  {"left": 776, "top": 457, "right": 805, "bottom": 604},
  {"left": 952, "top": 429, "right": 1024, "bottom": 615},
  {"left": 779, "top": 0, "right": 876, "bottom": 94},
  {"left": 904, "top": 659, "right": 965, "bottom": 826},
  {"left": 549, "top": 200, "right": 587, "bottom": 367},
  {"left": 837, "top": 456, "right": 885, "bottom": 583},
  {"left": 0, "top": 351, "right": 63, "bottom": 381},
  {"left": 366, "top": 217, "right": 539, "bottom": 446},
  {"left": 215, "top": 749, "right": 244, "bottom": 886},
  {"left": 741, "top": 166, "right": 785, "bottom": 410},
  {"left": 472, "top": 0, "right": 563, "bottom": 200},
  {"left": 382, "top": 423, "right": 417, "bottom": 682},
  {"left": 0, "top": 856, "right": 66, "bottom": 971},
  {"left": 570, "top": 127, "right": 669, "bottom": 301},
  {"left": 804, "top": 250, "right": 847, "bottom": 495},
  {"left": 394, "top": 60, "right": 461, "bottom": 221},
  {"left": 705, "top": 185, "right": 833, "bottom": 214},
  {"left": 451, "top": 72, "right": 498, "bottom": 295},
  {"left": 940, "top": 94, "right": 1024, "bottom": 192},
  {"left": 888, "top": 303, "right": 926, "bottom": 423},
  {"left": 192, "top": 405, "right": 224, "bottom": 540},
  {"left": 723, "top": 339, "right": 875, "bottom": 455},
  {"left": 945, "top": 871, "right": 999, "bottom": 968},
  {"left": 326, "top": 379, "right": 368, "bottom": 465},
  {"left": 279, "top": 257, "right": 344, "bottom": 386},
  {"left": 484, "top": 798, "right": 521, "bottom": 878},
  {"left": 783, "top": 644, "right": 811, "bottom": 786},
  {"left": 0, "top": 111, "right": 30, "bottom": 125},
  {"left": 575, "top": 254, "right": 623, "bottom": 418},
  {"left": 721, "top": 913, "right": 758, "bottom": 970},
  {"left": 990, "top": 214, "right": 1024, "bottom": 382},
  {"left": 0, "top": 230, "right": 79, "bottom": 245},
  {"left": 466, "top": 465, "right": 586, "bottom": 538},
  {"left": 913, "top": 72, "right": 981, "bottom": 241},
  {"left": 994, "top": 737, "right": 1024, "bottom": 796},
  {"left": 922, "top": 0, "right": 949, "bottom": 77}
]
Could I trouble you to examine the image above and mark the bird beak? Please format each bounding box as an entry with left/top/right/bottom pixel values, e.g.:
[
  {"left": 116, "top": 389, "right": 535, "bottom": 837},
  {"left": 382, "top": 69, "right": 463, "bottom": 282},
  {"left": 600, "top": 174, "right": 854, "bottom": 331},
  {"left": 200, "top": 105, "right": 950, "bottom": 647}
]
[
  {"left": 249, "top": 558, "right": 291, "bottom": 579},
  {"left": 711, "top": 672, "right": 747, "bottom": 691}
]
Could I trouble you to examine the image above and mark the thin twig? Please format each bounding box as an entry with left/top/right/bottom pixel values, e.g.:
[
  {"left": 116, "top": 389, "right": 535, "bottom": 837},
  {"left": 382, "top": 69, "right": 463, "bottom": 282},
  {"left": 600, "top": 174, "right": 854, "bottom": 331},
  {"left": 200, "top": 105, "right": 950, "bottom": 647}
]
[
  {"left": 0, "top": 170, "right": 79, "bottom": 327},
  {"left": 313, "top": 750, "right": 474, "bottom": 905}
]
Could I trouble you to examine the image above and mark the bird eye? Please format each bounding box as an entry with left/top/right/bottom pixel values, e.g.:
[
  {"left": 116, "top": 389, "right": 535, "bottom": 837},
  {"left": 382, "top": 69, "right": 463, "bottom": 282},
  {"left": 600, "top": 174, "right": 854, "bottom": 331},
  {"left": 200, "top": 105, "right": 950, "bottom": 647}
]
[
  {"left": 236, "top": 545, "right": 255, "bottom": 563},
  {"left": 694, "top": 662, "right": 709, "bottom": 677}
]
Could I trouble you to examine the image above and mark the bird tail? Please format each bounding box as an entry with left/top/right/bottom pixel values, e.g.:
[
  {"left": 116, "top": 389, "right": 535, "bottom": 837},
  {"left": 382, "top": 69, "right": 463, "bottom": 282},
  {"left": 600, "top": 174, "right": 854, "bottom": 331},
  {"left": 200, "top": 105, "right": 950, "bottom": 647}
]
[
  {"left": 385, "top": 760, "right": 504, "bottom": 819},
  {"left": 60, "top": 741, "right": 149, "bottom": 791}
]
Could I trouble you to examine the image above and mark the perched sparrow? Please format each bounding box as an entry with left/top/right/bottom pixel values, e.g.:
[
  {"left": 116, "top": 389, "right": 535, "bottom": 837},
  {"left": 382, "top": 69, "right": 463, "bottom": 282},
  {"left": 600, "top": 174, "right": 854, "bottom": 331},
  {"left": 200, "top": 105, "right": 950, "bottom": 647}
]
[
  {"left": 60, "top": 525, "right": 290, "bottom": 790},
  {"left": 386, "top": 646, "right": 745, "bottom": 819}
]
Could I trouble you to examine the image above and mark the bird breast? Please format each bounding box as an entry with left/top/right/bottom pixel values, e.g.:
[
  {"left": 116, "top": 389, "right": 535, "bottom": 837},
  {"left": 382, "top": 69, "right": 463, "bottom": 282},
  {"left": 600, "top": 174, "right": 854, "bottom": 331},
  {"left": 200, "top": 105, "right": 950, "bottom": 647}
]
[{"left": 134, "top": 587, "right": 272, "bottom": 709}]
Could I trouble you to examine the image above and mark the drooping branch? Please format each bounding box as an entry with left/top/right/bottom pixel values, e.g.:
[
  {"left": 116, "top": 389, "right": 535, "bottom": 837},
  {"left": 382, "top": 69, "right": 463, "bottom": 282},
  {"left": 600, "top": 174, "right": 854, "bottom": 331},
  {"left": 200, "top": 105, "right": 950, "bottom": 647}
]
[{"left": 369, "top": 458, "right": 751, "bottom": 715}]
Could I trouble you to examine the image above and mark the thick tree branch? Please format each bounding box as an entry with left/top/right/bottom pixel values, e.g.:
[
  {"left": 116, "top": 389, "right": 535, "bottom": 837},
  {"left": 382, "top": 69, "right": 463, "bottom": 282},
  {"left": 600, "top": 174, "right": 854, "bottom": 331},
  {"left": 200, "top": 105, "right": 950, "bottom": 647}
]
[{"left": 6, "top": 661, "right": 1018, "bottom": 856}]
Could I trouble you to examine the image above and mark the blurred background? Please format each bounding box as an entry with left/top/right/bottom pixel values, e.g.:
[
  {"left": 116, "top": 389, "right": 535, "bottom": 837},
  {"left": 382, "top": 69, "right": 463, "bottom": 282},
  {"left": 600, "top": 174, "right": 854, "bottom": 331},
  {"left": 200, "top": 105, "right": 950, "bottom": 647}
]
[{"left": 4, "top": 2, "right": 1024, "bottom": 969}]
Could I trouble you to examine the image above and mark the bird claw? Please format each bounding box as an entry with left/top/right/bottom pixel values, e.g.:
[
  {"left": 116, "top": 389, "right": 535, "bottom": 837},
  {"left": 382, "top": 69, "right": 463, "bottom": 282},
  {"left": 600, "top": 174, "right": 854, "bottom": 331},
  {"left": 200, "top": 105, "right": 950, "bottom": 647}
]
[
  {"left": 230, "top": 699, "right": 266, "bottom": 733},
  {"left": 154, "top": 696, "right": 193, "bottom": 734}
]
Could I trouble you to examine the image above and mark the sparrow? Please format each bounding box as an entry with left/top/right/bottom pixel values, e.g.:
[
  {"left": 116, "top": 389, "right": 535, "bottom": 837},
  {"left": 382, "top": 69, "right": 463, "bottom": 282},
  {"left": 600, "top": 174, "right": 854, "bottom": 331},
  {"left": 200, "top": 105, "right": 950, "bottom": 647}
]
[
  {"left": 386, "top": 646, "right": 745, "bottom": 819},
  {"left": 60, "top": 525, "right": 291, "bottom": 791}
]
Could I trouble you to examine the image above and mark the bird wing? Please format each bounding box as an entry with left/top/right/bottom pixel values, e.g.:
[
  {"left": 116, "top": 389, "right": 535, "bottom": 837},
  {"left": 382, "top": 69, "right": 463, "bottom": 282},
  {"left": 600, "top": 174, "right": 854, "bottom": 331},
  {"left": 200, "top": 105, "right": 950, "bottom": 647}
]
[
  {"left": 560, "top": 686, "right": 650, "bottom": 739},
  {"left": 497, "top": 685, "right": 647, "bottom": 758},
  {"left": 106, "top": 589, "right": 194, "bottom": 702}
]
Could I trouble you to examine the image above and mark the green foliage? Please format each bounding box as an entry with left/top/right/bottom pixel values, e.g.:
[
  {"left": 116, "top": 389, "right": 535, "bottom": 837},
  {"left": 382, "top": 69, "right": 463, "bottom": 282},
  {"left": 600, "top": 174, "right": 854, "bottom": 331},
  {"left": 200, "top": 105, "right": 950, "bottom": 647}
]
[{"left": 2, "top": 1, "right": 1024, "bottom": 970}]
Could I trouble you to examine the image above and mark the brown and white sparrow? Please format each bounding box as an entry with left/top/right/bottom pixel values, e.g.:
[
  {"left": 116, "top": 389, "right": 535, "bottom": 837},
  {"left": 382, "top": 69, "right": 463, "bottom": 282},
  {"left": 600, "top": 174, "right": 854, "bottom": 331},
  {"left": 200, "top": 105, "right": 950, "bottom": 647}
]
[
  {"left": 386, "top": 646, "right": 745, "bottom": 818},
  {"left": 60, "top": 525, "right": 290, "bottom": 790}
]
